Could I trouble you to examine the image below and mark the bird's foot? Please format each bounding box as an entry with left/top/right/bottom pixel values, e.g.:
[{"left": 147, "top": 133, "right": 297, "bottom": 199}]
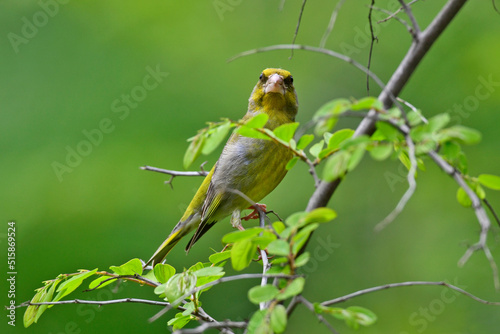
[{"left": 242, "top": 204, "right": 267, "bottom": 221}]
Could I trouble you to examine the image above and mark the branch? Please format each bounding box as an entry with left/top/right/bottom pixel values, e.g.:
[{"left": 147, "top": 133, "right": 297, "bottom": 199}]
[
  {"left": 321, "top": 281, "right": 500, "bottom": 306},
  {"left": 398, "top": 0, "right": 421, "bottom": 39},
  {"left": 20, "top": 298, "right": 169, "bottom": 308},
  {"left": 172, "top": 321, "right": 246, "bottom": 334},
  {"left": 290, "top": 0, "right": 307, "bottom": 58},
  {"left": 367, "top": 0, "right": 378, "bottom": 94},
  {"left": 147, "top": 273, "right": 299, "bottom": 323},
  {"left": 307, "top": 0, "right": 468, "bottom": 211},
  {"left": 427, "top": 151, "right": 499, "bottom": 290},
  {"left": 141, "top": 165, "right": 208, "bottom": 189},
  {"left": 377, "top": 0, "right": 422, "bottom": 24},
  {"left": 319, "top": 0, "right": 346, "bottom": 48},
  {"left": 374, "top": 132, "right": 417, "bottom": 231},
  {"left": 298, "top": 295, "right": 340, "bottom": 334}
]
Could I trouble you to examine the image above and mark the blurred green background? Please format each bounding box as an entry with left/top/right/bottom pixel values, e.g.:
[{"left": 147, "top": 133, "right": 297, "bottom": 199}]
[{"left": 2, "top": 0, "right": 500, "bottom": 333}]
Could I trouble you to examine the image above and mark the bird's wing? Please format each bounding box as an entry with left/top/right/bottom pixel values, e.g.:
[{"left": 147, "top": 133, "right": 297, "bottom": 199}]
[{"left": 185, "top": 162, "right": 224, "bottom": 252}]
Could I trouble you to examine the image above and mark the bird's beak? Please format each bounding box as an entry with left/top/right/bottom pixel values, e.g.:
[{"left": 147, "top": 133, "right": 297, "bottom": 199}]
[{"left": 264, "top": 73, "right": 285, "bottom": 95}]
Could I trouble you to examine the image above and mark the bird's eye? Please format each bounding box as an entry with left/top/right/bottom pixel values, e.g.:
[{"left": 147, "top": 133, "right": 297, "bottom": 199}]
[
  {"left": 259, "top": 73, "right": 264, "bottom": 80},
  {"left": 288, "top": 76, "right": 293, "bottom": 84}
]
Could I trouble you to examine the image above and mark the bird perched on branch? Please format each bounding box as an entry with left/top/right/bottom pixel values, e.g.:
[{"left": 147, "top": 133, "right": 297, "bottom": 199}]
[{"left": 146, "top": 68, "right": 299, "bottom": 267}]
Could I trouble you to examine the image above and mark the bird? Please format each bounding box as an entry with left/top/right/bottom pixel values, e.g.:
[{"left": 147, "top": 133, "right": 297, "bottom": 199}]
[{"left": 146, "top": 68, "right": 299, "bottom": 267}]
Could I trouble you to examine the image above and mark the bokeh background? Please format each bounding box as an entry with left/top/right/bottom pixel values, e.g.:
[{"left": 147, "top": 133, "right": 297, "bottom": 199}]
[{"left": 2, "top": 1, "right": 500, "bottom": 333}]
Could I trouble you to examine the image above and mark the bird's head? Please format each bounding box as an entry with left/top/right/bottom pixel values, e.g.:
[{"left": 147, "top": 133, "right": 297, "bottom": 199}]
[{"left": 248, "top": 68, "right": 298, "bottom": 121}]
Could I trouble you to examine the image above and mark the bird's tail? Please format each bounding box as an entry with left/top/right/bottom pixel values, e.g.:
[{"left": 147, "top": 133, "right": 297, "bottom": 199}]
[
  {"left": 145, "top": 214, "right": 201, "bottom": 268},
  {"left": 145, "top": 229, "right": 183, "bottom": 268}
]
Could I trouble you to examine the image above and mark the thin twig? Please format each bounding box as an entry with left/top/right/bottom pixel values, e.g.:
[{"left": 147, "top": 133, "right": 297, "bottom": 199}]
[
  {"left": 321, "top": 281, "right": 500, "bottom": 306},
  {"left": 370, "top": 5, "right": 415, "bottom": 33},
  {"left": 21, "top": 298, "right": 170, "bottom": 308},
  {"left": 290, "top": 0, "right": 307, "bottom": 58},
  {"left": 398, "top": 0, "right": 421, "bottom": 39},
  {"left": 427, "top": 150, "right": 499, "bottom": 290},
  {"left": 172, "top": 321, "right": 246, "bottom": 334},
  {"left": 375, "top": 131, "right": 417, "bottom": 231},
  {"left": 367, "top": 0, "right": 378, "bottom": 94},
  {"left": 320, "top": 0, "right": 346, "bottom": 48},
  {"left": 167, "top": 273, "right": 299, "bottom": 317},
  {"left": 377, "top": 0, "right": 422, "bottom": 24},
  {"left": 494, "top": 0, "right": 500, "bottom": 14},
  {"left": 484, "top": 198, "right": 500, "bottom": 228},
  {"left": 228, "top": 44, "right": 387, "bottom": 92},
  {"left": 298, "top": 295, "right": 340, "bottom": 334},
  {"left": 141, "top": 165, "right": 208, "bottom": 177}
]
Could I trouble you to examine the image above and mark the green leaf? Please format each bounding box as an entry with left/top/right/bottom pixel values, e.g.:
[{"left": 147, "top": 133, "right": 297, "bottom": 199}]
[
  {"left": 88, "top": 275, "right": 115, "bottom": 290},
  {"left": 209, "top": 250, "right": 232, "bottom": 265},
  {"left": 34, "top": 279, "right": 60, "bottom": 322},
  {"left": 376, "top": 122, "right": 400, "bottom": 141},
  {"left": 247, "top": 310, "right": 267, "bottom": 334},
  {"left": 309, "top": 140, "right": 324, "bottom": 158},
  {"left": 346, "top": 306, "right": 378, "bottom": 327},
  {"left": 110, "top": 258, "right": 143, "bottom": 276},
  {"left": 296, "top": 134, "right": 315, "bottom": 150},
  {"left": 164, "top": 271, "right": 197, "bottom": 306},
  {"left": 340, "top": 135, "right": 370, "bottom": 150},
  {"left": 478, "top": 174, "right": 500, "bottom": 190},
  {"left": 272, "top": 221, "right": 286, "bottom": 234},
  {"left": 440, "top": 141, "right": 461, "bottom": 161},
  {"left": 284, "top": 211, "right": 308, "bottom": 227},
  {"left": 347, "top": 144, "right": 366, "bottom": 171},
  {"left": 270, "top": 304, "right": 288, "bottom": 333},
  {"left": 183, "top": 133, "right": 205, "bottom": 169},
  {"left": 231, "top": 239, "right": 257, "bottom": 271},
  {"left": 188, "top": 262, "right": 206, "bottom": 272},
  {"left": 201, "top": 121, "right": 231, "bottom": 155},
  {"left": 237, "top": 125, "right": 271, "bottom": 140},
  {"left": 295, "top": 252, "right": 310, "bottom": 267},
  {"left": 245, "top": 113, "right": 269, "bottom": 128},
  {"left": 285, "top": 156, "right": 299, "bottom": 170},
  {"left": 24, "top": 285, "right": 48, "bottom": 327},
  {"left": 369, "top": 143, "right": 392, "bottom": 161},
  {"left": 415, "top": 139, "right": 437, "bottom": 155},
  {"left": 292, "top": 223, "right": 320, "bottom": 255},
  {"left": 398, "top": 151, "right": 411, "bottom": 171},
  {"left": 322, "top": 150, "right": 351, "bottom": 182},
  {"left": 222, "top": 227, "right": 264, "bottom": 243},
  {"left": 350, "top": 97, "right": 382, "bottom": 111},
  {"left": 168, "top": 313, "right": 194, "bottom": 330},
  {"left": 304, "top": 208, "right": 337, "bottom": 225},
  {"left": 273, "top": 122, "right": 299, "bottom": 142},
  {"left": 53, "top": 269, "right": 98, "bottom": 302},
  {"left": 248, "top": 284, "right": 280, "bottom": 304},
  {"left": 407, "top": 110, "right": 424, "bottom": 126},
  {"left": 456, "top": 187, "right": 472, "bottom": 207},
  {"left": 277, "top": 277, "right": 305, "bottom": 300},
  {"left": 193, "top": 266, "right": 224, "bottom": 277},
  {"left": 427, "top": 113, "right": 450, "bottom": 133},
  {"left": 253, "top": 231, "right": 278, "bottom": 248},
  {"left": 153, "top": 263, "right": 176, "bottom": 284},
  {"left": 314, "top": 99, "right": 351, "bottom": 119},
  {"left": 328, "top": 129, "right": 355, "bottom": 150},
  {"left": 267, "top": 239, "right": 290, "bottom": 256},
  {"left": 438, "top": 125, "right": 481, "bottom": 145}
]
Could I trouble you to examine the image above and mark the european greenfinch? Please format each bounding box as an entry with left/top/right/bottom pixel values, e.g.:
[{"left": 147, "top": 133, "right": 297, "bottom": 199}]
[{"left": 146, "top": 68, "right": 298, "bottom": 267}]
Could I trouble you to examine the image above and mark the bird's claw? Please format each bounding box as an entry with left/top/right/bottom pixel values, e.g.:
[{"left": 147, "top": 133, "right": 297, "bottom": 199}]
[{"left": 242, "top": 204, "right": 267, "bottom": 221}]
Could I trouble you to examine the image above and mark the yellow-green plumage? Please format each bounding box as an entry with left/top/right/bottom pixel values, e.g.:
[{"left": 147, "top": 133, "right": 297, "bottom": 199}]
[{"left": 146, "top": 68, "right": 299, "bottom": 267}]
